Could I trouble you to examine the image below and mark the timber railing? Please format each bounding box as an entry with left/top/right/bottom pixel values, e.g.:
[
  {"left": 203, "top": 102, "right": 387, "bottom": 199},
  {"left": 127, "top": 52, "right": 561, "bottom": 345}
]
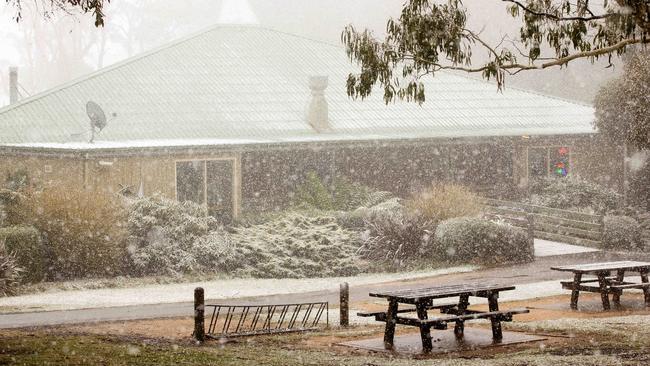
[{"left": 482, "top": 198, "right": 603, "bottom": 247}]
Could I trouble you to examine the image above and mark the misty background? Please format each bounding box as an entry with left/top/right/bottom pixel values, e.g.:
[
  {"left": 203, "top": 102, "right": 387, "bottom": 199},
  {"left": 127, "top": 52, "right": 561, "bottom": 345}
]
[{"left": 0, "top": 0, "right": 621, "bottom": 108}]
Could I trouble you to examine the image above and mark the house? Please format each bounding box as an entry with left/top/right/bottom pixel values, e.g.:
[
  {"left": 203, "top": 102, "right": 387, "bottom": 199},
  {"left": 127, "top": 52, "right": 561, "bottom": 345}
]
[{"left": 0, "top": 25, "right": 623, "bottom": 220}]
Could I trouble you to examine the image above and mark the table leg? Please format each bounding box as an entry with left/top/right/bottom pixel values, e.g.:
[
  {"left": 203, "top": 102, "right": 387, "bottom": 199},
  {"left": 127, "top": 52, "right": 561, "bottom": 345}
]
[
  {"left": 612, "top": 270, "right": 625, "bottom": 308},
  {"left": 454, "top": 294, "right": 469, "bottom": 339},
  {"left": 488, "top": 291, "right": 503, "bottom": 341},
  {"left": 641, "top": 270, "right": 650, "bottom": 307},
  {"left": 383, "top": 300, "right": 398, "bottom": 350},
  {"left": 597, "top": 272, "right": 611, "bottom": 311},
  {"left": 415, "top": 301, "right": 432, "bottom": 352},
  {"left": 570, "top": 273, "right": 582, "bottom": 310}
]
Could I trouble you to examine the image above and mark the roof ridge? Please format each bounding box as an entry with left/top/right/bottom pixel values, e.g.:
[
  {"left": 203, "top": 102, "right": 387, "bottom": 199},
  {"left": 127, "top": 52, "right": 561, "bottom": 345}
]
[{"left": 0, "top": 24, "right": 341, "bottom": 115}]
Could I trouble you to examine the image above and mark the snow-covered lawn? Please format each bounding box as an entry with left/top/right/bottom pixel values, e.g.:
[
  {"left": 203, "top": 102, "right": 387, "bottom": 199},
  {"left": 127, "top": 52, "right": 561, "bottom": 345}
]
[{"left": 0, "top": 266, "right": 476, "bottom": 313}]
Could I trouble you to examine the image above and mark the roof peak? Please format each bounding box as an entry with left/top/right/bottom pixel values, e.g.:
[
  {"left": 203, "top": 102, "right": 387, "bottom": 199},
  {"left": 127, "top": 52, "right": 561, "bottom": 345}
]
[{"left": 217, "top": 0, "right": 259, "bottom": 25}]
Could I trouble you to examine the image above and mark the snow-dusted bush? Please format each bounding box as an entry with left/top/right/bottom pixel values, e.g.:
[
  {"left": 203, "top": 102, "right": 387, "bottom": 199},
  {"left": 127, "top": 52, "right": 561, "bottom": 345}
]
[
  {"left": 357, "top": 205, "right": 435, "bottom": 263},
  {"left": 126, "top": 195, "right": 222, "bottom": 275},
  {"left": 602, "top": 215, "right": 642, "bottom": 251},
  {"left": 336, "top": 197, "right": 402, "bottom": 229},
  {"left": 0, "top": 245, "right": 22, "bottom": 296},
  {"left": 0, "top": 189, "right": 31, "bottom": 226},
  {"left": 228, "top": 212, "right": 362, "bottom": 278},
  {"left": 529, "top": 177, "right": 620, "bottom": 213},
  {"left": 26, "top": 187, "right": 127, "bottom": 280},
  {"left": 434, "top": 217, "right": 533, "bottom": 265},
  {"left": 0, "top": 225, "right": 45, "bottom": 283},
  {"left": 406, "top": 184, "right": 482, "bottom": 224}
]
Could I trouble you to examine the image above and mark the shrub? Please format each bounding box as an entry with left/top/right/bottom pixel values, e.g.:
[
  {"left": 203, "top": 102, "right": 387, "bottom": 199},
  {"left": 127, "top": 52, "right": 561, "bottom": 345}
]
[
  {"left": 528, "top": 177, "right": 620, "bottom": 213},
  {"left": 293, "top": 171, "right": 392, "bottom": 211},
  {"left": 0, "top": 246, "right": 22, "bottom": 296},
  {"left": 628, "top": 158, "right": 650, "bottom": 210},
  {"left": 601, "top": 215, "right": 642, "bottom": 251},
  {"left": 26, "top": 187, "right": 127, "bottom": 280},
  {"left": 356, "top": 203, "right": 435, "bottom": 263},
  {"left": 126, "top": 195, "right": 220, "bottom": 276},
  {"left": 228, "top": 212, "right": 362, "bottom": 278},
  {"left": 434, "top": 217, "right": 533, "bottom": 265},
  {"left": 405, "top": 184, "right": 482, "bottom": 225},
  {"left": 336, "top": 197, "right": 402, "bottom": 229},
  {"left": 0, "top": 189, "right": 32, "bottom": 226},
  {"left": 0, "top": 225, "right": 45, "bottom": 283},
  {"left": 293, "top": 171, "right": 334, "bottom": 210}
]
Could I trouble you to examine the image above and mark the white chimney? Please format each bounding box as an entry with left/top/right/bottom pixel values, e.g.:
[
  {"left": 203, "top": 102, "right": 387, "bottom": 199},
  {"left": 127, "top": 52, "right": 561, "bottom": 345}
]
[
  {"left": 307, "top": 76, "right": 330, "bottom": 132},
  {"left": 9, "top": 67, "right": 18, "bottom": 105}
]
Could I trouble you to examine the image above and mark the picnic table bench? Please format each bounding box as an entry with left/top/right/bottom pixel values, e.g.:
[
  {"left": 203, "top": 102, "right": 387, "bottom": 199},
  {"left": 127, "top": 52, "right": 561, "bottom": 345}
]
[
  {"left": 358, "top": 283, "right": 529, "bottom": 352},
  {"left": 551, "top": 261, "right": 650, "bottom": 310}
]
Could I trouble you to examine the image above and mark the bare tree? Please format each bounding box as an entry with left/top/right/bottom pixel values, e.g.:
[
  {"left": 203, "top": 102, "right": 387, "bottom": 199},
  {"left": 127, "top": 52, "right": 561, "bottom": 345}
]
[{"left": 6, "top": 0, "right": 109, "bottom": 26}]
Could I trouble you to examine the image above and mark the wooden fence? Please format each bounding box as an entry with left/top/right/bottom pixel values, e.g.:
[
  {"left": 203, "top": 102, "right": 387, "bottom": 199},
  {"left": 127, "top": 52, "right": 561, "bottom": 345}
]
[{"left": 482, "top": 198, "right": 603, "bottom": 248}]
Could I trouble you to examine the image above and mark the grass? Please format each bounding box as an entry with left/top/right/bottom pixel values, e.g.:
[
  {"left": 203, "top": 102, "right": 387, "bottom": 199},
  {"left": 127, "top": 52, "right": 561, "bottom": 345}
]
[{"left": 3, "top": 318, "right": 650, "bottom": 366}]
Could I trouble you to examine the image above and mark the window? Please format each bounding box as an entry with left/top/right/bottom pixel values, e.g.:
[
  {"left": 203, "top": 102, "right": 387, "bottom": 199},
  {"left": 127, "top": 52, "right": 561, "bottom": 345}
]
[
  {"left": 528, "top": 146, "right": 570, "bottom": 178},
  {"left": 175, "top": 159, "right": 234, "bottom": 221}
]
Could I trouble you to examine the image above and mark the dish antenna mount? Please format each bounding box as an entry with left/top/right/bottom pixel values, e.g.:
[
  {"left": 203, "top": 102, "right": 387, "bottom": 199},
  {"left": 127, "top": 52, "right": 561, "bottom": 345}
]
[{"left": 86, "top": 101, "right": 114, "bottom": 143}]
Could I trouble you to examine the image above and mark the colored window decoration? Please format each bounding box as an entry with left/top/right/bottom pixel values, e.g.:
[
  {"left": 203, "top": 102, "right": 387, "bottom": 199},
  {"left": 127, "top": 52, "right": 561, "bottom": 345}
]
[{"left": 550, "top": 147, "right": 570, "bottom": 177}]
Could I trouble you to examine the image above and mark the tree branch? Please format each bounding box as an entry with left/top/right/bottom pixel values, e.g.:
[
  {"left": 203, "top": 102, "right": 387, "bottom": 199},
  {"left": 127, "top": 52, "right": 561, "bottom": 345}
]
[{"left": 502, "top": 0, "right": 613, "bottom": 21}]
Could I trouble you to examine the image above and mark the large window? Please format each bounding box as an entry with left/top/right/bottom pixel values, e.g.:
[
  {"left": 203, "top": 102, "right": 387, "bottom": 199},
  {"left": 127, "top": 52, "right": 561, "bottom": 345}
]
[
  {"left": 528, "top": 146, "right": 570, "bottom": 179},
  {"left": 176, "top": 159, "right": 234, "bottom": 221}
]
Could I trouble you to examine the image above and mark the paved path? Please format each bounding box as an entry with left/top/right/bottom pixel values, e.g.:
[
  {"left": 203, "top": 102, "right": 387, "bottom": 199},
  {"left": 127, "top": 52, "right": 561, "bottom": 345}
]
[{"left": 2, "top": 250, "right": 646, "bottom": 329}]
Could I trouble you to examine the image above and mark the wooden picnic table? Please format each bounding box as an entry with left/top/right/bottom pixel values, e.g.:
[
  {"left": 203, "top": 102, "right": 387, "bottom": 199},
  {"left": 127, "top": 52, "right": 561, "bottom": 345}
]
[
  {"left": 551, "top": 261, "right": 650, "bottom": 310},
  {"left": 358, "top": 283, "right": 528, "bottom": 352}
]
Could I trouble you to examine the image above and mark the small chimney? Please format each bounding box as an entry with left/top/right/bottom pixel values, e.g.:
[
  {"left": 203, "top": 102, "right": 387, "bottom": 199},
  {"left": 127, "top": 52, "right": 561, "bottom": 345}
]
[
  {"left": 9, "top": 67, "right": 18, "bottom": 104},
  {"left": 307, "top": 76, "right": 329, "bottom": 132}
]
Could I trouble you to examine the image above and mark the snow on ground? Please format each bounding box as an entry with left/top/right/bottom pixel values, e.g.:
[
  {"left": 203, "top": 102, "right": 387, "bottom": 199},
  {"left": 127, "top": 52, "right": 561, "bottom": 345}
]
[
  {"left": 0, "top": 266, "right": 476, "bottom": 313},
  {"left": 534, "top": 238, "right": 600, "bottom": 257}
]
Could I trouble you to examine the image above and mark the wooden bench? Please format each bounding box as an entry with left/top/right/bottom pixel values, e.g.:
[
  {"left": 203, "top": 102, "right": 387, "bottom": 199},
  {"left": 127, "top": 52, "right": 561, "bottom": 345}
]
[
  {"left": 365, "top": 284, "right": 529, "bottom": 352},
  {"left": 552, "top": 261, "right": 650, "bottom": 310}
]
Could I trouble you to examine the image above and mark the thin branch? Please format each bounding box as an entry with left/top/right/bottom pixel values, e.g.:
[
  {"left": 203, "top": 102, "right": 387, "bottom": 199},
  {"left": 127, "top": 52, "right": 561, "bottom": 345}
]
[{"left": 502, "top": 0, "right": 613, "bottom": 21}]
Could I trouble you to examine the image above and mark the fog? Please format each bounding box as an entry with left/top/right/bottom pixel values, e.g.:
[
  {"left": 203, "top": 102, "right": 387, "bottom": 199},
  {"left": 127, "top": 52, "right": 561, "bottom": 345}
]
[{"left": 0, "top": 0, "right": 620, "bottom": 107}]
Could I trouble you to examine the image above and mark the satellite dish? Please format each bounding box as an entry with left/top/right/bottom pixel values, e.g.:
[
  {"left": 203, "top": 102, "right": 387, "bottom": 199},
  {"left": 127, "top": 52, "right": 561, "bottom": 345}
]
[
  {"left": 86, "top": 101, "right": 114, "bottom": 143},
  {"left": 86, "top": 101, "right": 107, "bottom": 131}
]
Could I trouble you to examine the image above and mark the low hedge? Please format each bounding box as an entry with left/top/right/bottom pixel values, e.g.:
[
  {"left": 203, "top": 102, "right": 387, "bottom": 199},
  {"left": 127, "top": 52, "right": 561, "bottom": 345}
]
[
  {"left": 601, "top": 215, "right": 642, "bottom": 251},
  {"left": 0, "top": 225, "right": 45, "bottom": 283},
  {"left": 434, "top": 217, "right": 534, "bottom": 265}
]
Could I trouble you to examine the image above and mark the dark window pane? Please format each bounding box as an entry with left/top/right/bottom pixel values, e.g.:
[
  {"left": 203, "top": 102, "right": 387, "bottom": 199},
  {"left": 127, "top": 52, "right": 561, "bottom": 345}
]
[
  {"left": 176, "top": 161, "right": 205, "bottom": 204},
  {"left": 206, "top": 160, "right": 234, "bottom": 222}
]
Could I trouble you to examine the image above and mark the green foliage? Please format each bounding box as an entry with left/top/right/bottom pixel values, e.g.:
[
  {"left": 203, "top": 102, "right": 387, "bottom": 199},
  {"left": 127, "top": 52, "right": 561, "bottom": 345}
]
[
  {"left": 602, "top": 215, "right": 642, "bottom": 251},
  {"left": 0, "top": 245, "right": 22, "bottom": 296},
  {"left": 528, "top": 177, "right": 621, "bottom": 213},
  {"left": 293, "top": 171, "right": 334, "bottom": 210},
  {"left": 434, "top": 217, "right": 533, "bottom": 265},
  {"left": 342, "top": 0, "right": 647, "bottom": 103},
  {"left": 293, "top": 171, "right": 389, "bottom": 211},
  {"left": 0, "top": 225, "right": 44, "bottom": 283},
  {"left": 595, "top": 52, "right": 650, "bottom": 150},
  {"left": 228, "top": 212, "right": 362, "bottom": 278}
]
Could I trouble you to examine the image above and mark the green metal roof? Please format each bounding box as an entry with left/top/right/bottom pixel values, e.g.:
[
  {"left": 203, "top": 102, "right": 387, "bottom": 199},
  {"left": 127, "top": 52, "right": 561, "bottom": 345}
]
[{"left": 0, "top": 25, "right": 596, "bottom": 150}]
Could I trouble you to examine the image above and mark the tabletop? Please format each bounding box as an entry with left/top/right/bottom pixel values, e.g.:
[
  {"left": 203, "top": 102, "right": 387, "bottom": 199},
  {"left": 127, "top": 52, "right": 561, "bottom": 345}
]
[
  {"left": 551, "top": 261, "right": 650, "bottom": 274},
  {"left": 369, "top": 283, "right": 515, "bottom": 303}
]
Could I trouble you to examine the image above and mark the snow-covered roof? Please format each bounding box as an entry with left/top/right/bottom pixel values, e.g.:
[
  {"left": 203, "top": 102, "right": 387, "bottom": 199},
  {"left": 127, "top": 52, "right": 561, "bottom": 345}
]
[{"left": 0, "top": 25, "right": 595, "bottom": 151}]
